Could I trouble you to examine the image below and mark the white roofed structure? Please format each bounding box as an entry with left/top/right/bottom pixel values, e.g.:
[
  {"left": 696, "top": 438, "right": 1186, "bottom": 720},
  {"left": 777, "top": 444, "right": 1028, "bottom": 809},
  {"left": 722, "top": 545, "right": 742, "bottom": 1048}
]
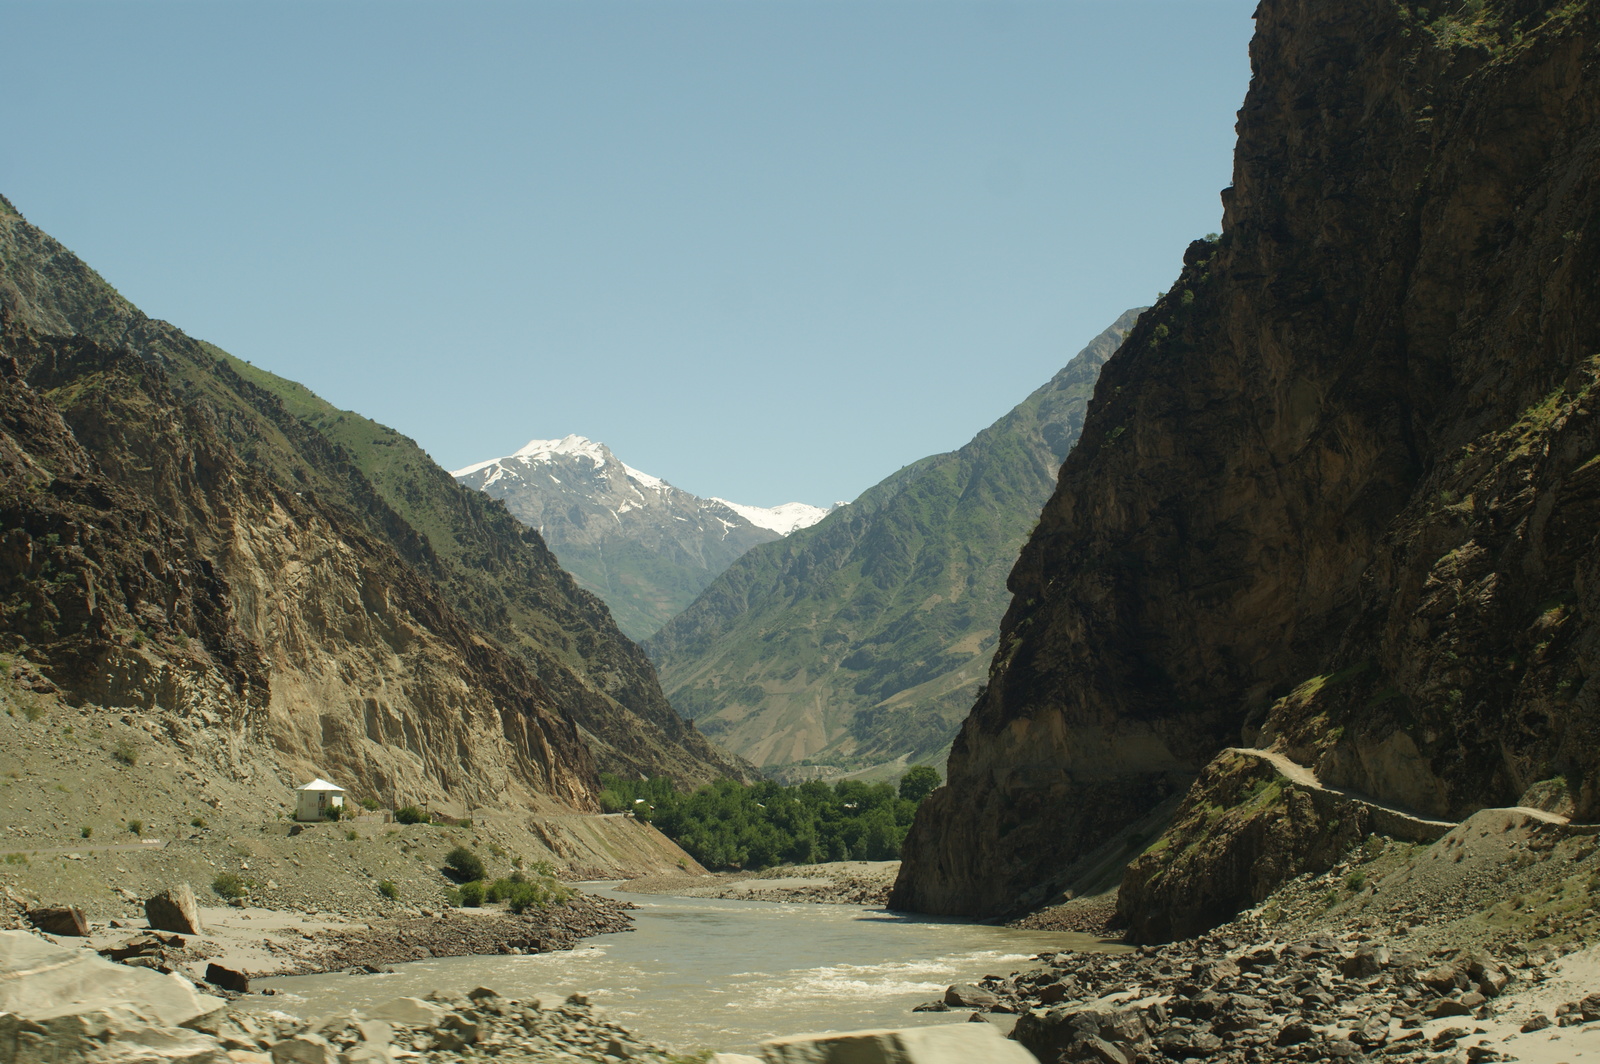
[{"left": 294, "top": 778, "right": 346, "bottom": 822}]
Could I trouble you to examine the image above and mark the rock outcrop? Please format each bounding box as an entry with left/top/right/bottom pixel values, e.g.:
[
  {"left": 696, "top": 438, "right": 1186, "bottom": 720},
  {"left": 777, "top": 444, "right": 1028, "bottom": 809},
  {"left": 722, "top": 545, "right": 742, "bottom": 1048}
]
[{"left": 893, "top": 0, "right": 1600, "bottom": 930}]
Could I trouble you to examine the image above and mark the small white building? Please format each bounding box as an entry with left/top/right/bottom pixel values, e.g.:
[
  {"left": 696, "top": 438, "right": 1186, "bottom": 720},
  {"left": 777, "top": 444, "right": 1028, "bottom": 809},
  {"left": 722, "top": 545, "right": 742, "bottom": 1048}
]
[{"left": 294, "top": 778, "right": 346, "bottom": 822}]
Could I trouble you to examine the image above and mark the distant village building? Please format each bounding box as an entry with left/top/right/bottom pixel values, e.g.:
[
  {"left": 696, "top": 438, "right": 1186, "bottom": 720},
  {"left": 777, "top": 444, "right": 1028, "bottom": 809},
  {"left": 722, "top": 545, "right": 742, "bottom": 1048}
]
[{"left": 294, "top": 778, "right": 346, "bottom": 822}]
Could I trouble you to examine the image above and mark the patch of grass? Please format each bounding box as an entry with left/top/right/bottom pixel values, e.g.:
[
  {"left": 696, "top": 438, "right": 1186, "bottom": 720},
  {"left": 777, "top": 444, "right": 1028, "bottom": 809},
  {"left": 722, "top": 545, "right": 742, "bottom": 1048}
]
[
  {"left": 111, "top": 739, "right": 138, "bottom": 767},
  {"left": 1346, "top": 869, "right": 1368, "bottom": 892},
  {"left": 212, "top": 872, "right": 248, "bottom": 900},
  {"left": 345, "top": 829, "right": 358, "bottom": 841},
  {"left": 3, "top": 853, "right": 26, "bottom": 866}
]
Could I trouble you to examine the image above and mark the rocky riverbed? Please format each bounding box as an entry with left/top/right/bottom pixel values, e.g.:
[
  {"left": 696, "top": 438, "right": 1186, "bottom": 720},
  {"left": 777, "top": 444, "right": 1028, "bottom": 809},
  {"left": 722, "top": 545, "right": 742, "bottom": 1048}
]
[
  {"left": 920, "top": 928, "right": 1600, "bottom": 1064},
  {"left": 619, "top": 859, "right": 898, "bottom": 905}
]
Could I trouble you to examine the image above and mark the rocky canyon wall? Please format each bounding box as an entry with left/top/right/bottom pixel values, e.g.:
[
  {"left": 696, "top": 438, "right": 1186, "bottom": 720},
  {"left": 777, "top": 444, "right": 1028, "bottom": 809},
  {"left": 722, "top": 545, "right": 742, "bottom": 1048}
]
[{"left": 892, "top": 0, "right": 1600, "bottom": 929}]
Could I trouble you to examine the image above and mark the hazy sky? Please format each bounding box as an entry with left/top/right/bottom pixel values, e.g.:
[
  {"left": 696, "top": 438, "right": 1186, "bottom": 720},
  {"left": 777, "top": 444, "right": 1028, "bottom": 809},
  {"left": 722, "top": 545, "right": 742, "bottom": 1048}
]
[{"left": 2, "top": 0, "right": 1256, "bottom": 507}]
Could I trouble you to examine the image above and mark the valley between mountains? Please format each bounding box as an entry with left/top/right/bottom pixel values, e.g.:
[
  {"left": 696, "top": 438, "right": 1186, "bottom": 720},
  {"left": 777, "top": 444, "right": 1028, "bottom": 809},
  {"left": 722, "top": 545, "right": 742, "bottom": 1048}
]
[{"left": 5, "top": 0, "right": 1600, "bottom": 1061}]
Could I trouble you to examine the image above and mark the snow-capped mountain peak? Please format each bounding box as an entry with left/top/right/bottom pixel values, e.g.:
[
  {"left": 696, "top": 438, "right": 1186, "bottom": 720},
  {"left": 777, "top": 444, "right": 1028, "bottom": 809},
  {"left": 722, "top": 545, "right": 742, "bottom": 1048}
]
[
  {"left": 451, "top": 434, "right": 835, "bottom": 638},
  {"left": 710, "top": 498, "right": 832, "bottom": 536}
]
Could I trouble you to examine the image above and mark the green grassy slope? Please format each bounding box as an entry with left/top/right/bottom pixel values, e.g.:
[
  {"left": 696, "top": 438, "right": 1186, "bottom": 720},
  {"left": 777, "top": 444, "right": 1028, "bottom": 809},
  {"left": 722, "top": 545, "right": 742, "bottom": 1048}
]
[{"left": 645, "top": 309, "right": 1142, "bottom": 775}]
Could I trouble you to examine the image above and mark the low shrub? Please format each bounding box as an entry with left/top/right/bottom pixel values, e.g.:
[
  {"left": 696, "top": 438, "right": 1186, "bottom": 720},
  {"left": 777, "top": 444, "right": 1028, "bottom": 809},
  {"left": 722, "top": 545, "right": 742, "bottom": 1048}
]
[
  {"left": 507, "top": 878, "right": 572, "bottom": 913},
  {"left": 458, "top": 880, "right": 485, "bottom": 907},
  {"left": 127, "top": 819, "right": 143, "bottom": 836},
  {"left": 378, "top": 880, "right": 399, "bottom": 900},
  {"left": 79, "top": 825, "right": 91, "bottom": 839},
  {"left": 191, "top": 816, "right": 207, "bottom": 829},
  {"left": 111, "top": 740, "right": 138, "bottom": 767},
  {"left": 394, "top": 805, "right": 426, "bottom": 825},
  {"left": 445, "top": 845, "right": 486, "bottom": 882},
  {"left": 212, "top": 872, "right": 248, "bottom": 900}
]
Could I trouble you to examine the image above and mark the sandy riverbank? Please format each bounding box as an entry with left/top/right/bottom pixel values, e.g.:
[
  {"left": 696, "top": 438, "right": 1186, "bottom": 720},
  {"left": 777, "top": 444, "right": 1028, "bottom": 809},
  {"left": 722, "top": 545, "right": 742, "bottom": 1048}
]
[{"left": 618, "top": 859, "right": 899, "bottom": 905}]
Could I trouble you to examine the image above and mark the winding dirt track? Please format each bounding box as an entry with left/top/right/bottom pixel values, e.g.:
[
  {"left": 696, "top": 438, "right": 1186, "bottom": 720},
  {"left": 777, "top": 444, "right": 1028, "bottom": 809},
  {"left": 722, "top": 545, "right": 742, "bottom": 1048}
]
[{"left": 1225, "top": 747, "right": 1572, "bottom": 827}]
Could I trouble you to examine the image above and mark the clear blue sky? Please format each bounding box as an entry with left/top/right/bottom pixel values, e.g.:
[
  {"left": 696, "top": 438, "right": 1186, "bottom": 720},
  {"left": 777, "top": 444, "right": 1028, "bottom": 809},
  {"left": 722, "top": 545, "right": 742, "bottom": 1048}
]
[{"left": 2, "top": 0, "right": 1256, "bottom": 507}]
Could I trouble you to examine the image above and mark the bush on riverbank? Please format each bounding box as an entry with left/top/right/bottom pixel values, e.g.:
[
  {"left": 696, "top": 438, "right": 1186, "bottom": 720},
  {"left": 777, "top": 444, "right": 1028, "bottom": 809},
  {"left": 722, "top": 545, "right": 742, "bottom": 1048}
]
[{"left": 599, "top": 775, "right": 925, "bottom": 870}]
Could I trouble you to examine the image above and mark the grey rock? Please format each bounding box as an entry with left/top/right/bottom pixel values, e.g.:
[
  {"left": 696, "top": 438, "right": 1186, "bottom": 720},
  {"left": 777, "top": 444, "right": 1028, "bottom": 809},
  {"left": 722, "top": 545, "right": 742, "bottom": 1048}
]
[
  {"left": 270, "top": 1034, "right": 339, "bottom": 1064},
  {"left": 144, "top": 885, "right": 203, "bottom": 936},
  {"left": 942, "top": 983, "right": 998, "bottom": 1008}
]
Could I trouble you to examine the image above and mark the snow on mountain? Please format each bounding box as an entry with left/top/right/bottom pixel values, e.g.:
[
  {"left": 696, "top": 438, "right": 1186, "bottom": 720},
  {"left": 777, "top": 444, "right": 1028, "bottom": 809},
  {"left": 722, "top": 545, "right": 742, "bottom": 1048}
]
[
  {"left": 710, "top": 499, "right": 832, "bottom": 535},
  {"left": 452, "top": 436, "right": 823, "bottom": 525},
  {"left": 451, "top": 435, "right": 831, "bottom": 639}
]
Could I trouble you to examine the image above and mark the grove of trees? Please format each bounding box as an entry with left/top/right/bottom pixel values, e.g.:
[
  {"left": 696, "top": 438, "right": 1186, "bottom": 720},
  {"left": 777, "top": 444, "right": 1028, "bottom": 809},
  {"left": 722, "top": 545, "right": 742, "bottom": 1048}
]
[{"left": 598, "top": 766, "right": 943, "bottom": 871}]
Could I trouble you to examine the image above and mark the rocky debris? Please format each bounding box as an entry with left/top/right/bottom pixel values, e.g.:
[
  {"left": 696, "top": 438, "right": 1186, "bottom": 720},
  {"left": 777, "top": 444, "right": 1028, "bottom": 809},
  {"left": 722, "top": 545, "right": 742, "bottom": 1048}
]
[
  {"left": 26, "top": 905, "right": 89, "bottom": 936},
  {"left": 145, "top": 883, "right": 203, "bottom": 935},
  {"left": 1555, "top": 992, "right": 1600, "bottom": 1026},
  {"left": 1007, "top": 895, "right": 1119, "bottom": 936},
  {"left": 303, "top": 893, "right": 634, "bottom": 973},
  {"left": 97, "top": 930, "right": 190, "bottom": 974},
  {"left": 912, "top": 929, "right": 1576, "bottom": 1064},
  {"left": 213, "top": 989, "right": 685, "bottom": 1063}
]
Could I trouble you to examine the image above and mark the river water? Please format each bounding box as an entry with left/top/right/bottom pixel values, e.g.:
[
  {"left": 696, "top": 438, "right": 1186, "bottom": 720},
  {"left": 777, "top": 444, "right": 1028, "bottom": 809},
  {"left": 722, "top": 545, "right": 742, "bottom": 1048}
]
[{"left": 254, "top": 886, "right": 1128, "bottom": 1053}]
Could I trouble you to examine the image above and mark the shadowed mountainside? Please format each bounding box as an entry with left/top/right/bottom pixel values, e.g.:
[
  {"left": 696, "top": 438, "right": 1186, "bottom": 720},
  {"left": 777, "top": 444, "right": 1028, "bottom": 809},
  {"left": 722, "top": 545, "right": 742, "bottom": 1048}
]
[{"left": 893, "top": 0, "right": 1600, "bottom": 934}]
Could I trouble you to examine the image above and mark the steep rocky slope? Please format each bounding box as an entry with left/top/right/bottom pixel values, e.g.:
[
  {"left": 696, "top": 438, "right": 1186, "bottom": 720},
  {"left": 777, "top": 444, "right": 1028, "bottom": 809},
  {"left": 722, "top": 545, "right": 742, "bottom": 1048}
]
[
  {"left": 0, "top": 194, "right": 745, "bottom": 812},
  {"left": 893, "top": 0, "right": 1600, "bottom": 930},
  {"left": 454, "top": 435, "right": 828, "bottom": 640},
  {"left": 646, "top": 310, "right": 1140, "bottom": 773}
]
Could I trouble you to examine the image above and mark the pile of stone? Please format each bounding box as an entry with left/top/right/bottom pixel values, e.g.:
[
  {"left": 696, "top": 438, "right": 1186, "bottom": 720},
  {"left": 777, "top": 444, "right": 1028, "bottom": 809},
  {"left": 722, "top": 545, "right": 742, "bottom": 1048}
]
[
  {"left": 916, "top": 930, "right": 1579, "bottom": 1063},
  {"left": 0, "top": 928, "right": 685, "bottom": 1064},
  {"left": 201, "top": 987, "right": 682, "bottom": 1063},
  {"left": 307, "top": 893, "right": 636, "bottom": 973}
]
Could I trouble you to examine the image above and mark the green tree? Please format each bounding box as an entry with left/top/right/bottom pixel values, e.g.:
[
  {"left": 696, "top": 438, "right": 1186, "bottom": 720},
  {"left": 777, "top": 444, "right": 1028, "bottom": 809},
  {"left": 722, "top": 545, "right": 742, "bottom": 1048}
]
[{"left": 898, "top": 765, "right": 941, "bottom": 803}]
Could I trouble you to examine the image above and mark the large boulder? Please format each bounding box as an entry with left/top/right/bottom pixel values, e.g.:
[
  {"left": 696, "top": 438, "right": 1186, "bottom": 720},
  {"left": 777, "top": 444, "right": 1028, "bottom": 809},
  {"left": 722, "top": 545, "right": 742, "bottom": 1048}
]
[
  {"left": 144, "top": 885, "right": 203, "bottom": 935},
  {"left": 759, "top": 1023, "right": 1038, "bottom": 1063},
  {"left": 26, "top": 906, "right": 89, "bottom": 937},
  {"left": 0, "top": 930, "right": 225, "bottom": 1063}
]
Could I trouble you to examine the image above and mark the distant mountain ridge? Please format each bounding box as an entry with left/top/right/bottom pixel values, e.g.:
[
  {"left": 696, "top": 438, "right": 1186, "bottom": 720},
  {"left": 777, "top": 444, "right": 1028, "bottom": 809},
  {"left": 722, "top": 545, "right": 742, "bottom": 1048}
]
[
  {"left": 453, "top": 435, "right": 830, "bottom": 640},
  {"left": 645, "top": 309, "right": 1144, "bottom": 775}
]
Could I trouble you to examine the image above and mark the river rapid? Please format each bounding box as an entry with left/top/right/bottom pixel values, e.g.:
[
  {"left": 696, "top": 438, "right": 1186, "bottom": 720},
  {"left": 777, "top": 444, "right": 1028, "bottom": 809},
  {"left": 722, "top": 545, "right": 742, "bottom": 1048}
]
[{"left": 255, "top": 886, "right": 1128, "bottom": 1054}]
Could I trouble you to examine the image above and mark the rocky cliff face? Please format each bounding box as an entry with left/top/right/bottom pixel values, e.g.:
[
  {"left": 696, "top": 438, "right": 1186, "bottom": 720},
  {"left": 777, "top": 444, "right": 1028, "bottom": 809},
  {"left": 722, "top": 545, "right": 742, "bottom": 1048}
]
[
  {"left": 893, "top": 0, "right": 1600, "bottom": 929},
  {"left": 0, "top": 194, "right": 745, "bottom": 815},
  {"left": 453, "top": 435, "right": 827, "bottom": 641},
  {"left": 646, "top": 311, "right": 1140, "bottom": 773},
  {"left": 0, "top": 323, "right": 592, "bottom": 811}
]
